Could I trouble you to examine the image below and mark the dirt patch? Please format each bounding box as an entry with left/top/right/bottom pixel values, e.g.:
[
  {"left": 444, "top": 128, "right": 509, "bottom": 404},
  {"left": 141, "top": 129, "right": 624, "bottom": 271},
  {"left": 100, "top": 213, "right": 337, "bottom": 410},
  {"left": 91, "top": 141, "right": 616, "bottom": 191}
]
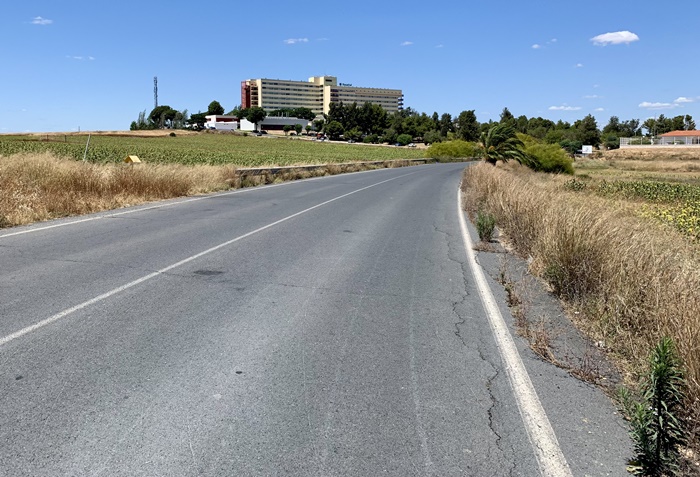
[{"left": 603, "top": 147, "right": 700, "bottom": 162}]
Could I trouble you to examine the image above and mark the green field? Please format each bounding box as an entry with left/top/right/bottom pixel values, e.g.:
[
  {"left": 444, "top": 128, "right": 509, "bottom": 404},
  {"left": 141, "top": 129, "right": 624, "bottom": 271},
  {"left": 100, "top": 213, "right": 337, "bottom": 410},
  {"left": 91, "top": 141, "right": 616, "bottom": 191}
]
[{"left": 0, "top": 133, "right": 426, "bottom": 166}]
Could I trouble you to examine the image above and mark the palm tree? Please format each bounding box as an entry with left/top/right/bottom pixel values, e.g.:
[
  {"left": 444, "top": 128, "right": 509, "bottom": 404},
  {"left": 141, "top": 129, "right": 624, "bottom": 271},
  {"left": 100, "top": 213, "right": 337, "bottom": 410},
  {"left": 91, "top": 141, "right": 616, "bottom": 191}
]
[{"left": 478, "top": 123, "right": 528, "bottom": 165}]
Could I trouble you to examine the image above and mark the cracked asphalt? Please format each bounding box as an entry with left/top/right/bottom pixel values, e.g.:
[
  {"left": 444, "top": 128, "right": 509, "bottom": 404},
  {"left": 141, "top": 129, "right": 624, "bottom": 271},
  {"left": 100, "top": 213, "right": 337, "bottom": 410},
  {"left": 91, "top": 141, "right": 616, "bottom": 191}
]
[{"left": 0, "top": 163, "right": 630, "bottom": 475}]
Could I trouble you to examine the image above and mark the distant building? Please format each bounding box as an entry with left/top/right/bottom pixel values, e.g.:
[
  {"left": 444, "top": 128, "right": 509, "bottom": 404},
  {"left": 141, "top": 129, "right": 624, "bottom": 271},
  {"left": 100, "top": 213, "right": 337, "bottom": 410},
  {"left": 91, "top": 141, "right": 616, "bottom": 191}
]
[
  {"left": 658, "top": 130, "right": 700, "bottom": 145},
  {"left": 204, "top": 115, "right": 238, "bottom": 130},
  {"left": 239, "top": 116, "right": 310, "bottom": 132},
  {"left": 240, "top": 76, "right": 403, "bottom": 116},
  {"left": 203, "top": 114, "right": 310, "bottom": 132}
]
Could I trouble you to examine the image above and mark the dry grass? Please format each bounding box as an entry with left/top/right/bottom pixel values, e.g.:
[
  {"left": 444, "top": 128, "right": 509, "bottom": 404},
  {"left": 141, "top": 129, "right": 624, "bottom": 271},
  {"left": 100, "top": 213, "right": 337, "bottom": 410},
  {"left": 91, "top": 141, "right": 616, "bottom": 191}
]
[
  {"left": 575, "top": 149, "right": 700, "bottom": 185},
  {"left": 0, "top": 152, "right": 237, "bottom": 226},
  {"left": 0, "top": 153, "right": 425, "bottom": 228},
  {"left": 462, "top": 163, "right": 700, "bottom": 429}
]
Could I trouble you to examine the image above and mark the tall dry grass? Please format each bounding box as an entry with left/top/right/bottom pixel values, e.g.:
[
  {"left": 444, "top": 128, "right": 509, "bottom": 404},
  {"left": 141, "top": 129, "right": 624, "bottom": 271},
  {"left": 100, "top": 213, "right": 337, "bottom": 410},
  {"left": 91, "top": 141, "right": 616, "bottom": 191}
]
[
  {"left": 0, "top": 152, "right": 237, "bottom": 227},
  {"left": 462, "top": 163, "right": 700, "bottom": 425}
]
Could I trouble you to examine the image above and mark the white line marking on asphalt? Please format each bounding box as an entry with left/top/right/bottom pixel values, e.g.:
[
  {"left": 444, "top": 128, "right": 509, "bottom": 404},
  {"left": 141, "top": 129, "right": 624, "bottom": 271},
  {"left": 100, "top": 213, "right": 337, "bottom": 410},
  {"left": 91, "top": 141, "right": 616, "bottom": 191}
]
[
  {"left": 0, "top": 166, "right": 409, "bottom": 239},
  {"left": 0, "top": 172, "right": 416, "bottom": 347},
  {"left": 457, "top": 188, "right": 573, "bottom": 477}
]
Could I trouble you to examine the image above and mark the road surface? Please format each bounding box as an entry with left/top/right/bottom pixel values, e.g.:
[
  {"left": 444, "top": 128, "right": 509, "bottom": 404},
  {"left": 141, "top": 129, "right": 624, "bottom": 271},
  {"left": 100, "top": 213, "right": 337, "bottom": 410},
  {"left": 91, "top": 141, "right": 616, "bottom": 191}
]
[{"left": 0, "top": 163, "right": 630, "bottom": 476}]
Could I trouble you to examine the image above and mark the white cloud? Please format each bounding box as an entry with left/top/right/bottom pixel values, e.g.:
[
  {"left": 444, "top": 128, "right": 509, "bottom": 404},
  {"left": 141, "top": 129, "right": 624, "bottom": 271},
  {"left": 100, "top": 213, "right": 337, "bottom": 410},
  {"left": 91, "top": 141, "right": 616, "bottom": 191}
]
[
  {"left": 594, "top": 108, "right": 605, "bottom": 112},
  {"left": 549, "top": 104, "right": 582, "bottom": 111},
  {"left": 401, "top": 41, "right": 413, "bottom": 46},
  {"left": 31, "top": 16, "right": 53, "bottom": 25},
  {"left": 583, "top": 94, "right": 601, "bottom": 99},
  {"left": 549, "top": 38, "right": 557, "bottom": 43},
  {"left": 591, "top": 30, "right": 640, "bottom": 46},
  {"left": 283, "top": 38, "right": 308, "bottom": 45},
  {"left": 67, "top": 55, "right": 95, "bottom": 61},
  {"left": 674, "top": 97, "right": 694, "bottom": 104},
  {"left": 316, "top": 37, "right": 328, "bottom": 41},
  {"left": 575, "top": 63, "right": 584, "bottom": 68},
  {"left": 638, "top": 101, "right": 678, "bottom": 110},
  {"left": 531, "top": 44, "right": 541, "bottom": 49},
  {"left": 435, "top": 44, "right": 444, "bottom": 48}
]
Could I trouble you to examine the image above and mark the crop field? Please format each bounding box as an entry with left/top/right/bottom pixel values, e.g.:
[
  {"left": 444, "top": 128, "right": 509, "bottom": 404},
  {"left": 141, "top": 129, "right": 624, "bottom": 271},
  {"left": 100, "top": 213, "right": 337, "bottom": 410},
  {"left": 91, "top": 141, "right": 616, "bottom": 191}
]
[
  {"left": 574, "top": 152, "right": 700, "bottom": 241},
  {"left": 0, "top": 133, "right": 426, "bottom": 166}
]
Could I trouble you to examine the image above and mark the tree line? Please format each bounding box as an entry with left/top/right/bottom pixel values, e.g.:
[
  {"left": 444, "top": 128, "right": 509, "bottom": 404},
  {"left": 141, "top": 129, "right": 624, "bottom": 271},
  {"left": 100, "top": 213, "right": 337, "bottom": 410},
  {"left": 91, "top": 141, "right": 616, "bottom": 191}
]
[{"left": 131, "top": 100, "right": 696, "bottom": 152}]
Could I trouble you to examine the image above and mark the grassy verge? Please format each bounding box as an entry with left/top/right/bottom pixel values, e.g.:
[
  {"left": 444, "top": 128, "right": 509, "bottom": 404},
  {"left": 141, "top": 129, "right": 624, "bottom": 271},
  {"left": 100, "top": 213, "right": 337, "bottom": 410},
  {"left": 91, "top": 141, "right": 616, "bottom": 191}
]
[
  {"left": 461, "top": 163, "right": 700, "bottom": 432},
  {"left": 0, "top": 153, "right": 425, "bottom": 228},
  {"left": 0, "top": 152, "right": 237, "bottom": 226}
]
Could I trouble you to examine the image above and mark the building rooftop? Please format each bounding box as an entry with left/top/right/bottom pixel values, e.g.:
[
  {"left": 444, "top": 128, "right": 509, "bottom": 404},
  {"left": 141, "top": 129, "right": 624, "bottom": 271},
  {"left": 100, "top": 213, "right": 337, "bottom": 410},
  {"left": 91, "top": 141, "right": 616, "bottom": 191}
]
[{"left": 659, "top": 130, "right": 700, "bottom": 137}]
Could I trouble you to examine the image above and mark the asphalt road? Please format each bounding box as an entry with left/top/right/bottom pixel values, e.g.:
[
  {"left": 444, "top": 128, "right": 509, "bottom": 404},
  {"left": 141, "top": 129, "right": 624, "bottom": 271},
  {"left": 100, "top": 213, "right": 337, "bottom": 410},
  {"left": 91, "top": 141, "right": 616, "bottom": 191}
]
[{"left": 0, "top": 163, "right": 631, "bottom": 476}]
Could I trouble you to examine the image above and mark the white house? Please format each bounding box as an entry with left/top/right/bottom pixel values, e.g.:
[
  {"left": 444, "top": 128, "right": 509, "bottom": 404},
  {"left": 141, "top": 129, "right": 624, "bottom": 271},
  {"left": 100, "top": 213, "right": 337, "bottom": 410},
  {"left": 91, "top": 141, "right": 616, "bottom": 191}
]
[
  {"left": 239, "top": 116, "right": 310, "bottom": 132},
  {"left": 204, "top": 115, "right": 239, "bottom": 131}
]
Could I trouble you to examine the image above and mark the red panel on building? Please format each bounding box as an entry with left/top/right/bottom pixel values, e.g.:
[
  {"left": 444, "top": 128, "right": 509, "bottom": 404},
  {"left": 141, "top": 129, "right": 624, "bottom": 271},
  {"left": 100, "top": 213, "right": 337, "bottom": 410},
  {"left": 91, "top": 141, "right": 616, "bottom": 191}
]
[{"left": 241, "top": 81, "right": 251, "bottom": 109}]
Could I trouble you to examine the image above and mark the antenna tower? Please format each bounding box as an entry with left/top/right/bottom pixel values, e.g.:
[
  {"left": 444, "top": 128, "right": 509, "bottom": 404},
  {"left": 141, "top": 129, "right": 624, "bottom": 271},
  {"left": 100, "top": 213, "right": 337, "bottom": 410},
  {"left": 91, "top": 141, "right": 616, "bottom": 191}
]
[{"left": 154, "top": 76, "right": 158, "bottom": 109}]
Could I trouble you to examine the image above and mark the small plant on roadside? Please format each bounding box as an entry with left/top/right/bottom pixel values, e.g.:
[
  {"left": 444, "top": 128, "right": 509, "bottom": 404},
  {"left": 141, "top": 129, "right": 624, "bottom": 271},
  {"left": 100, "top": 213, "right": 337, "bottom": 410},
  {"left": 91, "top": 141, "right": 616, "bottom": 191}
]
[
  {"left": 625, "top": 337, "right": 687, "bottom": 476},
  {"left": 476, "top": 210, "right": 496, "bottom": 242}
]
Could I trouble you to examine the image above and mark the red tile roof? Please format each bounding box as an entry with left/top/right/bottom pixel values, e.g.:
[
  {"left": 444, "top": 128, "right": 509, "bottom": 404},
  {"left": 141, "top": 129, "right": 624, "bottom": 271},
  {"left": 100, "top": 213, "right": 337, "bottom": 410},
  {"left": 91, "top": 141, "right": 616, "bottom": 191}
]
[{"left": 660, "top": 130, "right": 700, "bottom": 137}]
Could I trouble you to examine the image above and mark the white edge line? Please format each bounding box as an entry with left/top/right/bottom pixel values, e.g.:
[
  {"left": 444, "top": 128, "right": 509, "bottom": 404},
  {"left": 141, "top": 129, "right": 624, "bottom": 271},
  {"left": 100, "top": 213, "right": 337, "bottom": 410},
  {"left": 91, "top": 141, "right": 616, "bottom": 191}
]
[
  {"left": 0, "top": 164, "right": 419, "bottom": 239},
  {"left": 457, "top": 187, "right": 572, "bottom": 477},
  {"left": 0, "top": 172, "right": 416, "bottom": 347}
]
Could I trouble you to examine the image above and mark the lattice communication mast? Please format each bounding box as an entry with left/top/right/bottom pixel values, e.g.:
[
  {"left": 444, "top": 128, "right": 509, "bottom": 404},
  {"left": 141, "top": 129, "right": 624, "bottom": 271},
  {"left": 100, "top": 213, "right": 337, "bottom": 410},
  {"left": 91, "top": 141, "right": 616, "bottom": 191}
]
[{"left": 154, "top": 76, "right": 158, "bottom": 109}]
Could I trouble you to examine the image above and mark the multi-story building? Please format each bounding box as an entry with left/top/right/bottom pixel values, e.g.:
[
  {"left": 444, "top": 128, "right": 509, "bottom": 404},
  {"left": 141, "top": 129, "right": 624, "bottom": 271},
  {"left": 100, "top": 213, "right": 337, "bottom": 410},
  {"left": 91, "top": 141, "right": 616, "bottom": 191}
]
[{"left": 240, "top": 76, "right": 403, "bottom": 116}]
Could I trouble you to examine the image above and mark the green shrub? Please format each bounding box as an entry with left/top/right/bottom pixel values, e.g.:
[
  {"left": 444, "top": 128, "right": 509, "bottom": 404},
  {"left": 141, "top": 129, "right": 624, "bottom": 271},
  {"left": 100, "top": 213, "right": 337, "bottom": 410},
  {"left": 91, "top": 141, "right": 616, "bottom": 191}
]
[
  {"left": 426, "top": 140, "right": 479, "bottom": 159},
  {"left": 363, "top": 134, "right": 379, "bottom": 144},
  {"left": 625, "top": 337, "right": 687, "bottom": 476},
  {"left": 525, "top": 143, "right": 574, "bottom": 174},
  {"left": 396, "top": 134, "right": 413, "bottom": 146},
  {"left": 476, "top": 210, "right": 496, "bottom": 242},
  {"left": 423, "top": 130, "right": 442, "bottom": 145}
]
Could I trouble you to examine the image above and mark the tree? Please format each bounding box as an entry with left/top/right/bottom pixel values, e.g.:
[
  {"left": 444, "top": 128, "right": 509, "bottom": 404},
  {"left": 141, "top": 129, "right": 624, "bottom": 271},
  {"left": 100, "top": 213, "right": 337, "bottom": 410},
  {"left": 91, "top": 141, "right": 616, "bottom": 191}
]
[
  {"left": 325, "top": 121, "right": 344, "bottom": 140},
  {"left": 423, "top": 130, "right": 442, "bottom": 145},
  {"left": 207, "top": 101, "right": 225, "bottom": 116},
  {"left": 655, "top": 115, "right": 672, "bottom": 135},
  {"left": 670, "top": 115, "right": 685, "bottom": 132},
  {"left": 148, "top": 105, "right": 177, "bottom": 128},
  {"left": 359, "top": 102, "right": 388, "bottom": 135},
  {"left": 455, "top": 110, "right": 479, "bottom": 141},
  {"left": 438, "top": 113, "right": 453, "bottom": 137},
  {"left": 294, "top": 124, "right": 303, "bottom": 135},
  {"left": 396, "top": 133, "right": 412, "bottom": 146},
  {"left": 642, "top": 118, "right": 657, "bottom": 137},
  {"left": 575, "top": 114, "right": 600, "bottom": 146},
  {"left": 602, "top": 116, "right": 622, "bottom": 135},
  {"left": 499, "top": 107, "right": 515, "bottom": 127},
  {"left": 431, "top": 112, "right": 440, "bottom": 130},
  {"left": 305, "top": 124, "right": 312, "bottom": 135},
  {"left": 477, "top": 123, "right": 527, "bottom": 166},
  {"left": 346, "top": 127, "right": 362, "bottom": 141},
  {"left": 245, "top": 107, "right": 267, "bottom": 130},
  {"left": 313, "top": 119, "right": 325, "bottom": 132},
  {"left": 226, "top": 105, "right": 242, "bottom": 117},
  {"left": 130, "top": 110, "right": 153, "bottom": 130},
  {"left": 188, "top": 112, "right": 207, "bottom": 130},
  {"left": 292, "top": 107, "right": 316, "bottom": 121},
  {"left": 684, "top": 114, "right": 696, "bottom": 131}
]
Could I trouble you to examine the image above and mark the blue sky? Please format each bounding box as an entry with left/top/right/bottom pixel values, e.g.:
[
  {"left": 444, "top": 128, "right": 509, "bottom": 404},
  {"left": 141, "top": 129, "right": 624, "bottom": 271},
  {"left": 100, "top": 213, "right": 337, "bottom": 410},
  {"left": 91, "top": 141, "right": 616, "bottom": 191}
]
[{"left": 2, "top": 0, "right": 698, "bottom": 133}]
